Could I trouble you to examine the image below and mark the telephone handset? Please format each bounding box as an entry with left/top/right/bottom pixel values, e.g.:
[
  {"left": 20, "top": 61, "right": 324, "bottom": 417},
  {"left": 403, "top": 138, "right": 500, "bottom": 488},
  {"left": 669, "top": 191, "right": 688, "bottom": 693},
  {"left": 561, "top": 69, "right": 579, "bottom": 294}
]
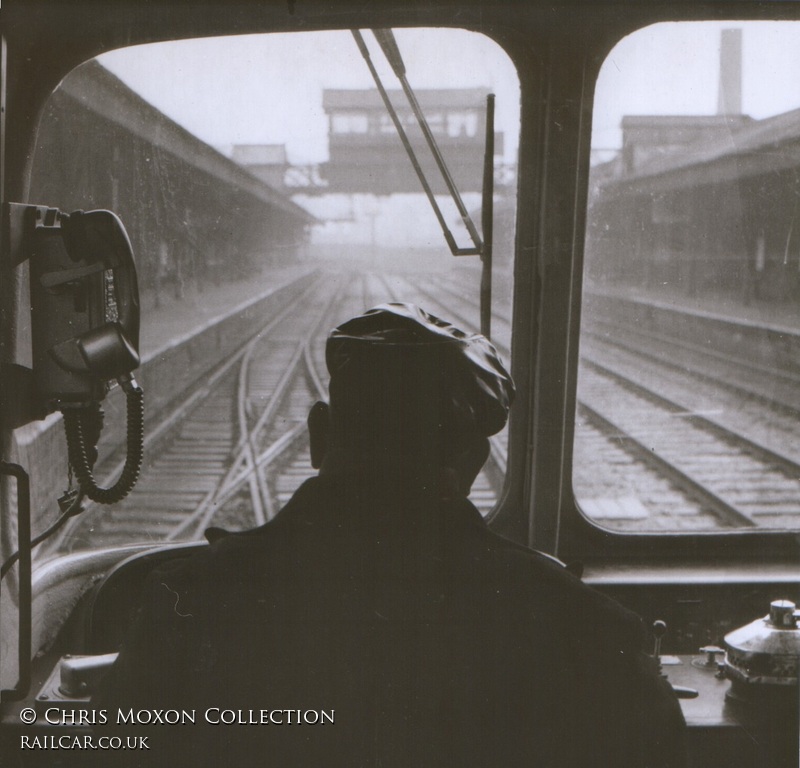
[{"left": 27, "top": 205, "right": 144, "bottom": 504}]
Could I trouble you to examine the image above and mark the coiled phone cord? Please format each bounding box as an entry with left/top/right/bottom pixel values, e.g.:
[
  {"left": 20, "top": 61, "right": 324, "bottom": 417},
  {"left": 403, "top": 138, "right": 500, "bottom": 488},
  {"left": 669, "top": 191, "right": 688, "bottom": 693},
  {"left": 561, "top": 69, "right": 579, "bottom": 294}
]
[{"left": 64, "top": 377, "right": 144, "bottom": 504}]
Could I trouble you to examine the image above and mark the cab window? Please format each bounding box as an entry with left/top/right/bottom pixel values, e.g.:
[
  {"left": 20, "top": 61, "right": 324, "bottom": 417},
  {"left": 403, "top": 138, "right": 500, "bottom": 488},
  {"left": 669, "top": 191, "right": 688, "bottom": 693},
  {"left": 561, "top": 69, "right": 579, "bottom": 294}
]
[
  {"left": 18, "top": 29, "right": 519, "bottom": 558},
  {"left": 579, "top": 22, "right": 800, "bottom": 533}
]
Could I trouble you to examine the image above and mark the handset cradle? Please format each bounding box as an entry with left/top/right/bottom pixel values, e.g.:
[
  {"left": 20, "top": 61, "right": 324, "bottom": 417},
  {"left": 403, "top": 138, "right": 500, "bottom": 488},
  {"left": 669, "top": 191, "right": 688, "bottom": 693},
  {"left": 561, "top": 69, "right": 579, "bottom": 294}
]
[{"left": 27, "top": 205, "right": 144, "bottom": 504}]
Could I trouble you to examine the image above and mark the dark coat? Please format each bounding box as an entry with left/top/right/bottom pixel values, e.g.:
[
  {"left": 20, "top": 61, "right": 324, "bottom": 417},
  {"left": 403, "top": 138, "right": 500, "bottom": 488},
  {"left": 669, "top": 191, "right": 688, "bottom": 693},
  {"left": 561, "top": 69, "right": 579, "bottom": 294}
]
[{"left": 95, "top": 475, "right": 686, "bottom": 767}]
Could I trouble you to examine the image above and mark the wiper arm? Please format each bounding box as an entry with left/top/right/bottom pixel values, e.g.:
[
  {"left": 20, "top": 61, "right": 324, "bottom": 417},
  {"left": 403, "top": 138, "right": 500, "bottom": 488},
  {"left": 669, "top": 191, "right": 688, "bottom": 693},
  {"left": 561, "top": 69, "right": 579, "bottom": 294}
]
[
  {"left": 371, "top": 29, "right": 484, "bottom": 255},
  {"left": 351, "top": 29, "right": 484, "bottom": 256},
  {"left": 351, "top": 29, "right": 496, "bottom": 337},
  {"left": 350, "top": 29, "right": 468, "bottom": 256}
]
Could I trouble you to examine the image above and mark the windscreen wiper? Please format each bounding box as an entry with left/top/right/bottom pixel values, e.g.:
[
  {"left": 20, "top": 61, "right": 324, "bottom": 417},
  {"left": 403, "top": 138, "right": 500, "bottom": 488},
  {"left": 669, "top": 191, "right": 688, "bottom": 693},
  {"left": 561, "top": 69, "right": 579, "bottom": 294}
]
[{"left": 351, "top": 29, "right": 496, "bottom": 337}]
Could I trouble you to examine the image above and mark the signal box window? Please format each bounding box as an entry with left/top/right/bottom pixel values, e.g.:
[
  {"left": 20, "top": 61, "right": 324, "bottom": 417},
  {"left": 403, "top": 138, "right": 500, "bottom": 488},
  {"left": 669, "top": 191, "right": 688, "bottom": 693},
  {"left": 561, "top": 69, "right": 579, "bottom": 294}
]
[
  {"left": 578, "top": 22, "right": 800, "bottom": 533},
  {"left": 332, "top": 112, "right": 369, "bottom": 134},
  {"left": 447, "top": 111, "right": 479, "bottom": 137}
]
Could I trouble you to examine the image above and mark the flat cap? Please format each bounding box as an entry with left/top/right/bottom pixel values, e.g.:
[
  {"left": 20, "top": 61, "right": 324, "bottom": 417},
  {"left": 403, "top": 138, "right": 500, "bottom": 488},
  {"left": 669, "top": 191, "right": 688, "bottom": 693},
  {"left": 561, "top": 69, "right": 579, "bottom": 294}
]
[{"left": 326, "top": 303, "right": 514, "bottom": 437}]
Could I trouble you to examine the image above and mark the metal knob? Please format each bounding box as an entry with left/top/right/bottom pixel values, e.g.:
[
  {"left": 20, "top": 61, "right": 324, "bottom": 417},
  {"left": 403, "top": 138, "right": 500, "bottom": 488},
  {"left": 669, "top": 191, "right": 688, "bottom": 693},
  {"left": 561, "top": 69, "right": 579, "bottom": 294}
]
[
  {"left": 693, "top": 645, "right": 725, "bottom": 670},
  {"left": 652, "top": 620, "right": 667, "bottom": 661},
  {"left": 769, "top": 600, "right": 798, "bottom": 628}
]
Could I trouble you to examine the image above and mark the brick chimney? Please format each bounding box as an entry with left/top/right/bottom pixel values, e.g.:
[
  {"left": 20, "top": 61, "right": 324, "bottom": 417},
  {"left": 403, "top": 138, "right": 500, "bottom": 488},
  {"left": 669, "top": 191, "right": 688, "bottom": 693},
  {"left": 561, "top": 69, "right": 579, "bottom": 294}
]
[{"left": 717, "top": 29, "right": 742, "bottom": 116}]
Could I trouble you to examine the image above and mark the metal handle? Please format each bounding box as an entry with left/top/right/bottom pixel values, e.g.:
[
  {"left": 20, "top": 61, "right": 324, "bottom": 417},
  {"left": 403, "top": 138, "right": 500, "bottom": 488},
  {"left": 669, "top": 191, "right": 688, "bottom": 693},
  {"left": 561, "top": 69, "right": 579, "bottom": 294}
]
[{"left": 0, "top": 462, "right": 32, "bottom": 703}]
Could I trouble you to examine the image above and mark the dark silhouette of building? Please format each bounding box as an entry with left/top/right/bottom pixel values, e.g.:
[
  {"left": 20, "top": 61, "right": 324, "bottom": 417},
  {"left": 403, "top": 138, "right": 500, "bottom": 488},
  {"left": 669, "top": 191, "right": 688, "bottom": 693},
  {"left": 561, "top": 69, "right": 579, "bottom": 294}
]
[
  {"left": 320, "top": 88, "right": 501, "bottom": 194},
  {"left": 619, "top": 115, "right": 752, "bottom": 176}
]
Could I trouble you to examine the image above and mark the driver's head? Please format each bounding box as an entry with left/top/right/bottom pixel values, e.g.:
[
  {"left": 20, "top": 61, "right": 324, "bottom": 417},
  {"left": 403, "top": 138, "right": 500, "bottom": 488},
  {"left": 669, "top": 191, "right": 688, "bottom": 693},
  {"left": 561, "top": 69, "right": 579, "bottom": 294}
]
[{"left": 308, "top": 303, "right": 514, "bottom": 498}]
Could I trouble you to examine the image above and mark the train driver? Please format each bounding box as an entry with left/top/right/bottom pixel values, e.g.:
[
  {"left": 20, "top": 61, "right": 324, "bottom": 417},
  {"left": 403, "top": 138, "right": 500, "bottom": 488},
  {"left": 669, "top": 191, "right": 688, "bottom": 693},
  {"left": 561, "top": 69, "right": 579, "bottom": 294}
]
[{"left": 95, "top": 303, "right": 686, "bottom": 767}]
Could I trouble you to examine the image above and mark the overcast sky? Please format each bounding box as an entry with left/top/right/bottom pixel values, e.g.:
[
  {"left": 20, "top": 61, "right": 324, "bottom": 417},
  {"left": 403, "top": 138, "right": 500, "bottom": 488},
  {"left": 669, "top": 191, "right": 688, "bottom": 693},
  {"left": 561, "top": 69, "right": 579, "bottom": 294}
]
[
  {"left": 98, "top": 21, "right": 800, "bottom": 167},
  {"left": 99, "top": 28, "right": 521, "bottom": 165},
  {"left": 593, "top": 21, "right": 800, "bottom": 150}
]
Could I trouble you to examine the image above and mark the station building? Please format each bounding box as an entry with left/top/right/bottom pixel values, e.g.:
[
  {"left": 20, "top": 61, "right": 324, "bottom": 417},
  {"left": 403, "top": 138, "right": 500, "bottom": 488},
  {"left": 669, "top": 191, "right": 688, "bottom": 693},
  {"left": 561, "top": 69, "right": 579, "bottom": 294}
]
[{"left": 588, "top": 109, "right": 800, "bottom": 303}]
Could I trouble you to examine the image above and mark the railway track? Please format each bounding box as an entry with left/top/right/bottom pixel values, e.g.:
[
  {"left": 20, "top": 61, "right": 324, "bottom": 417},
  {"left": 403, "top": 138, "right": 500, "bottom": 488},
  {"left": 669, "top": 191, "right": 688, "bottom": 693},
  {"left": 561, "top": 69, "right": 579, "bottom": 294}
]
[
  {"left": 576, "top": 360, "right": 800, "bottom": 529},
  {"left": 579, "top": 334, "right": 800, "bottom": 463},
  {"left": 60, "top": 277, "right": 324, "bottom": 548},
  {"left": 58, "top": 273, "right": 399, "bottom": 550},
  {"left": 583, "top": 293, "right": 800, "bottom": 417},
  {"left": 163, "top": 279, "right": 341, "bottom": 540},
  {"left": 392, "top": 269, "right": 800, "bottom": 532},
  {"left": 55, "top": 264, "right": 799, "bottom": 545},
  {"left": 575, "top": 297, "right": 800, "bottom": 531}
]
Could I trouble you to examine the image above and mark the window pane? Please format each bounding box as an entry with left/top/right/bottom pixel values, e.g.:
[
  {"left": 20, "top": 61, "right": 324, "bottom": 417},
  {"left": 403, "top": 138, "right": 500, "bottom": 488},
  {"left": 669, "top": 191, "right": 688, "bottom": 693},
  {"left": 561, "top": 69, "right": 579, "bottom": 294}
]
[
  {"left": 20, "top": 29, "right": 519, "bottom": 557},
  {"left": 578, "top": 22, "right": 800, "bottom": 532},
  {"left": 332, "top": 113, "right": 369, "bottom": 133}
]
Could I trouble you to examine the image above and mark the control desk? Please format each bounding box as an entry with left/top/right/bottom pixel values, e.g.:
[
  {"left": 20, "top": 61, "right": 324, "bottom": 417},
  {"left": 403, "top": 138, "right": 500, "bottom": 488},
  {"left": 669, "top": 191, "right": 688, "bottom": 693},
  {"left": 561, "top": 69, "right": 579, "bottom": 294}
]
[
  {"left": 0, "top": 650, "right": 798, "bottom": 767},
  {"left": 668, "top": 654, "right": 798, "bottom": 768}
]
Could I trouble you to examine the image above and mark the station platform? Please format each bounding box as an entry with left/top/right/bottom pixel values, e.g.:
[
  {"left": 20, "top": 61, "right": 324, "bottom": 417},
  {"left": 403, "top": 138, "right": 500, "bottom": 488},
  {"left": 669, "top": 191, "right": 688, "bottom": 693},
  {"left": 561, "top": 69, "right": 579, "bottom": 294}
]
[
  {"left": 138, "top": 266, "right": 312, "bottom": 360},
  {"left": 589, "top": 283, "right": 800, "bottom": 334},
  {"left": 138, "top": 269, "right": 799, "bottom": 359}
]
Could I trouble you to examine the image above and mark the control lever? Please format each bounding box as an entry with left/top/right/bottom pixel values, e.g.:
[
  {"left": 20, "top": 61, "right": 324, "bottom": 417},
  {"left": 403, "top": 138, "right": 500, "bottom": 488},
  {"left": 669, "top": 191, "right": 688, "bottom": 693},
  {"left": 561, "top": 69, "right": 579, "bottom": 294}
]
[
  {"left": 652, "top": 619, "right": 666, "bottom": 660},
  {"left": 652, "top": 620, "right": 699, "bottom": 699},
  {"left": 692, "top": 645, "right": 726, "bottom": 677}
]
